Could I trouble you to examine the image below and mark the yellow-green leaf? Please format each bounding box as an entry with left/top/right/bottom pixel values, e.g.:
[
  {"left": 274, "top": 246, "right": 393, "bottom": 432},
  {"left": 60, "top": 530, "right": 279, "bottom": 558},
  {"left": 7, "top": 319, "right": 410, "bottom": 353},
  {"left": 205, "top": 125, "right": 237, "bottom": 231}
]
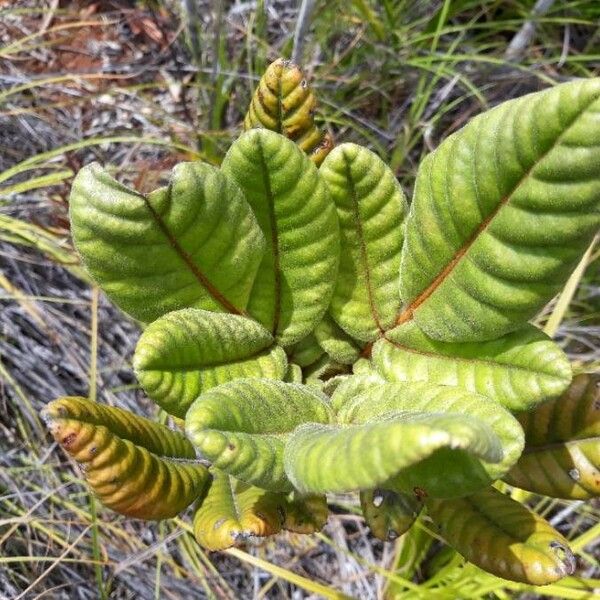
[
  {"left": 504, "top": 372, "right": 600, "bottom": 499},
  {"left": 244, "top": 58, "right": 333, "bottom": 165},
  {"left": 42, "top": 397, "right": 210, "bottom": 520},
  {"left": 426, "top": 487, "right": 576, "bottom": 585},
  {"left": 193, "top": 469, "right": 283, "bottom": 551},
  {"left": 360, "top": 488, "right": 421, "bottom": 541}
]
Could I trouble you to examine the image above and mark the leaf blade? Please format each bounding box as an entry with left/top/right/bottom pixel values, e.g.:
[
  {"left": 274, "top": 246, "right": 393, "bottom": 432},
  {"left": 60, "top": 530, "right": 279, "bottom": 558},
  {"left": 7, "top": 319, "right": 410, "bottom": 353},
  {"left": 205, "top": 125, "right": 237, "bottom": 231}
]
[
  {"left": 70, "top": 162, "right": 265, "bottom": 322},
  {"left": 321, "top": 143, "right": 407, "bottom": 341},
  {"left": 41, "top": 397, "right": 210, "bottom": 520},
  {"left": 399, "top": 79, "right": 600, "bottom": 341},
  {"left": 426, "top": 487, "right": 576, "bottom": 585},
  {"left": 222, "top": 129, "right": 340, "bottom": 346},
  {"left": 134, "top": 309, "right": 287, "bottom": 418},
  {"left": 373, "top": 322, "right": 572, "bottom": 411}
]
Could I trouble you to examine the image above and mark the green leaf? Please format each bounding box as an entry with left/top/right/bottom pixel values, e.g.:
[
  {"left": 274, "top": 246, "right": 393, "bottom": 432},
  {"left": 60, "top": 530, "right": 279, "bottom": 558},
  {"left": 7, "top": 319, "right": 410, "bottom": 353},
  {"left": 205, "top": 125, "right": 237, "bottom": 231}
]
[
  {"left": 288, "top": 333, "right": 324, "bottom": 368},
  {"left": 330, "top": 372, "right": 385, "bottom": 412},
  {"left": 504, "top": 372, "right": 600, "bottom": 499},
  {"left": 193, "top": 469, "right": 284, "bottom": 551},
  {"left": 360, "top": 488, "right": 422, "bottom": 541},
  {"left": 222, "top": 129, "right": 340, "bottom": 347},
  {"left": 426, "top": 487, "right": 576, "bottom": 585},
  {"left": 185, "top": 379, "right": 333, "bottom": 491},
  {"left": 373, "top": 322, "right": 572, "bottom": 411},
  {"left": 304, "top": 355, "right": 350, "bottom": 388},
  {"left": 134, "top": 309, "right": 287, "bottom": 418},
  {"left": 284, "top": 363, "right": 303, "bottom": 383},
  {"left": 244, "top": 58, "right": 333, "bottom": 166},
  {"left": 70, "top": 162, "right": 265, "bottom": 322},
  {"left": 286, "top": 383, "right": 523, "bottom": 496},
  {"left": 41, "top": 397, "right": 210, "bottom": 520},
  {"left": 320, "top": 143, "right": 407, "bottom": 341},
  {"left": 314, "top": 316, "right": 362, "bottom": 365},
  {"left": 398, "top": 79, "right": 600, "bottom": 342}
]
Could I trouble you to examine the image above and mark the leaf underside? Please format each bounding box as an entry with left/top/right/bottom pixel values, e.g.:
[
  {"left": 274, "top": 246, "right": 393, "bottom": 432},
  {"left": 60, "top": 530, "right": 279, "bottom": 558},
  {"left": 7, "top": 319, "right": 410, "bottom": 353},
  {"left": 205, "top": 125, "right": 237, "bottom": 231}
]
[
  {"left": 185, "top": 379, "right": 333, "bottom": 491},
  {"left": 193, "top": 469, "right": 283, "bottom": 551},
  {"left": 244, "top": 58, "right": 333, "bottom": 165},
  {"left": 222, "top": 129, "right": 340, "bottom": 346},
  {"left": 504, "top": 372, "right": 600, "bottom": 499},
  {"left": 70, "top": 162, "right": 265, "bottom": 323},
  {"left": 42, "top": 397, "right": 210, "bottom": 520},
  {"left": 427, "top": 487, "right": 576, "bottom": 585},
  {"left": 134, "top": 309, "right": 287, "bottom": 418},
  {"left": 320, "top": 143, "right": 407, "bottom": 341},
  {"left": 399, "top": 79, "right": 600, "bottom": 342},
  {"left": 373, "top": 322, "right": 572, "bottom": 411}
]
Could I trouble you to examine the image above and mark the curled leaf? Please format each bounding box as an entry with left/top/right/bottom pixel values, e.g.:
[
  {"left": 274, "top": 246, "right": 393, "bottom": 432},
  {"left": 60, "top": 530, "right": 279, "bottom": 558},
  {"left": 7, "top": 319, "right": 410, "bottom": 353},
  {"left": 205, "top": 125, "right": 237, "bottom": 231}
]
[
  {"left": 360, "top": 488, "right": 422, "bottom": 541},
  {"left": 320, "top": 143, "right": 407, "bottom": 341},
  {"left": 70, "top": 162, "right": 265, "bottom": 322},
  {"left": 134, "top": 309, "right": 287, "bottom": 418},
  {"left": 288, "top": 333, "right": 324, "bottom": 368},
  {"left": 185, "top": 379, "right": 333, "bottom": 490},
  {"left": 244, "top": 58, "right": 333, "bottom": 165},
  {"left": 373, "top": 322, "right": 572, "bottom": 411},
  {"left": 42, "top": 397, "right": 210, "bottom": 520},
  {"left": 314, "top": 316, "right": 362, "bottom": 365},
  {"left": 193, "top": 469, "right": 283, "bottom": 551},
  {"left": 426, "top": 487, "right": 576, "bottom": 585},
  {"left": 222, "top": 129, "right": 340, "bottom": 346},
  {"left": 281, "top": 493, "right": 328, "bottom": 534},
  {"left": 504, "top": 373, "right": 600, "bottom": 499}
]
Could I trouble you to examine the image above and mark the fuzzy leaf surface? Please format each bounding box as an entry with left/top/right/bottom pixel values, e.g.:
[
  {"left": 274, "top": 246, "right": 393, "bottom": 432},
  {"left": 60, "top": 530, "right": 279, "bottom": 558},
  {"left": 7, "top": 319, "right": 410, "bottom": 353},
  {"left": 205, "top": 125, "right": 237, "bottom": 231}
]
[
  {"left": 42, "top": 397, "right": 210, "bottom": 520},
  {"left": 185, "top": 379, "right": 333, "bottom": 490},
  {"left": 222, "top": 129, "right": 340, "bottom": 346},
  {"left": 399, "top": 79, "right": 600, "bottom": 342},
  {"left": 244, "top": 58, "right": 333, "bottom": 165},
  {"left": 314, "top": 315, "right": 362, "bottom": 365},
  {"left": 373, "top": 322, "right": 572, "bottom": 410},
  {"left": 504, "top": 373, "right": 600, "bottom": 499},
  {"left": 70, "top": 162, "right": 265, "bottom": 322},
  {"left": 134, "top": 309, "right": 286, "bottom": 418},
  {"left": 286, "top": 383, "right": 522, "bottom": 496},
  {"left": 427, "top": 487, "right": 575, "bottom": 585},
  {"left": 193, "top": 470, "right": 283, "bottom": 551},
  {"left": 320, "top": 143, "right": 407, "bottom": 341},
  {"left": 360, "top": 488, "right": 421, "bottom": 542}
]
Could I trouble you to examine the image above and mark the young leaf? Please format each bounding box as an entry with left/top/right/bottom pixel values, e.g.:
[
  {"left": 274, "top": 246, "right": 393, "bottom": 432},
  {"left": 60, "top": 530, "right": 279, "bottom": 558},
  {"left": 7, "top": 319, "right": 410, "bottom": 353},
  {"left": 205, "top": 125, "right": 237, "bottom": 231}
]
[
  {"left": 398, "top": 79, "right": 600, "bottom": 342},
  {"left": 320, "top": 143, "right": 408, "bottom": 341},
  {"left": 41, "top": 397, "right": 210, "bottom": 520},
  {"left": 281, "top": 493, "right": 328, "bottom": 534},
  {"left": 426, "top": 487, "right": 576, "bottom": 585},
  {"left": 360, "top": 488, "right": 422, "bottom": 541},
  {"left": 222, "top": 129, "right": 340, "bottom": 346},
  {"left": 330, "top": 372, "right": 385, "bottom": 412},
  {"left": 284, "top": 413, "right": 501, "bottom": 495},
  {"left": 193, "top": 469, "right": 283, "bottom": 551},
  {"left": 70, "top": 162, "right": 265, "bottom": 323},
  {"left": 185, "top": 379, "right": 334, "bottom": 490},
  {"left": 134, "top": 309, "right": 287, "bottom": 418},
  {"left": 284, "top": 363, "right": 304, "bottom": 383},
  {"left": 244, "top": 58, "right": 333, "bottom": 165},
  {"left": 286, "top": 383, "right": 523, "bottom": 496},
  {"left": 314, "top": 315, "right": 362, "bottom": 365},
  {"left": 288, "top": 333, "right": 324, "bottom": 368},
  {"left": 373, "top": 322, "right": 572, "bottom": 411},
  {"left": 504, "top": 373, "right": 600, "bottom": 499},
  {"left": 339, "top": 383, "right": 523, "bottom": 496}
]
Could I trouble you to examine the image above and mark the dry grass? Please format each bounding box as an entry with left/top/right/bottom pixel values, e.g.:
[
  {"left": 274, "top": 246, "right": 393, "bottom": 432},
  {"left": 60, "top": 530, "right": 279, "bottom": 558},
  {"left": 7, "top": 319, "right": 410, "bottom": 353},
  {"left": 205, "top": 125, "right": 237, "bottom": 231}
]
[{"left": 1, "top": 1, "right": 599, "bottom": 598}]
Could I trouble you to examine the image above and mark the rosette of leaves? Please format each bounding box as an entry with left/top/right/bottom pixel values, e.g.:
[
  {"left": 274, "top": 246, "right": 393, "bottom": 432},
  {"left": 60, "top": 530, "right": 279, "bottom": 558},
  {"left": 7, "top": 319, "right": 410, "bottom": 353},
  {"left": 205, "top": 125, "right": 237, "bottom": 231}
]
[{"left": 43, "top": 62, "right": 600, "bottom": 586}]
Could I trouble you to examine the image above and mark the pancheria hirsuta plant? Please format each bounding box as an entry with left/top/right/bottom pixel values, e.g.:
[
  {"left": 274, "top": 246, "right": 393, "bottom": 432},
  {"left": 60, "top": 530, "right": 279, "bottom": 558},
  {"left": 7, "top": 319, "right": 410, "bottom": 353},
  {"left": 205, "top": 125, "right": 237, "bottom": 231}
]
[{"left": 41, "top": 58, "right": 600, "bottom": 586}]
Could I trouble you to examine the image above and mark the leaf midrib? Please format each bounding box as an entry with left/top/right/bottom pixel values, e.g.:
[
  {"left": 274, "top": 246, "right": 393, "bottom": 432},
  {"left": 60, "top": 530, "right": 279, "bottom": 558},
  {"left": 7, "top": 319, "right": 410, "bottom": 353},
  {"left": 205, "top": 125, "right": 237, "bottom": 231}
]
[
  {"left": 396, "top": 91, "right": 600, "bottom": 327},
  {"left": 141, "top": 188, "right": 243, "bottom": 316},
  {"left": 343, "top": 151, "right": 384, "bottom": 333}
]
